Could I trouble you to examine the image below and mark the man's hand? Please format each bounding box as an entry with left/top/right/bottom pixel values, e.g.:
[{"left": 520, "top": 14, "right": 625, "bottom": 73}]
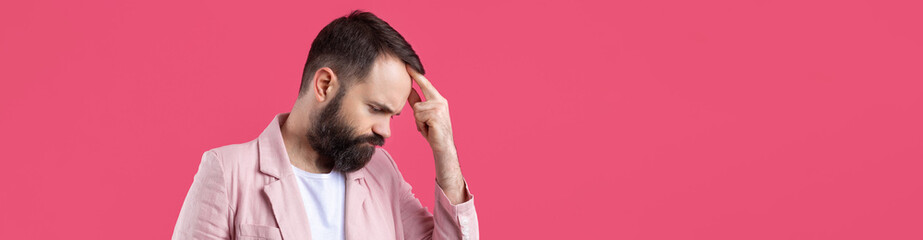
[
  {"left": 406, "top": 66, "right": 454, "bottom": 151},
  {"left": 406, "top": 65, "right": 467, "bottom": 204}
]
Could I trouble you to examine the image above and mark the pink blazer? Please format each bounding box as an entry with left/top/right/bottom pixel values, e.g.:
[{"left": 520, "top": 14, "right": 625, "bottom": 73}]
[{"left": 173, "top": 114, "right": 479, "bottom": 240}]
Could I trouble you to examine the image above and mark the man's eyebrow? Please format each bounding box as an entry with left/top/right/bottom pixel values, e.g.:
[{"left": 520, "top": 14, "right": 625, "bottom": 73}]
[{"left": 370, "top": 101, "right": 401, "bottom": 116}]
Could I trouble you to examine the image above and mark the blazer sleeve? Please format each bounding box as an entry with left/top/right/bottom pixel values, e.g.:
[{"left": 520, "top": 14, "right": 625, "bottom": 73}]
[
  {"left": 172, "top": 151, "right": 231, "bottom": 240},
  {"left": 382, "top": 150, "right": 480, "bottom": 240}
]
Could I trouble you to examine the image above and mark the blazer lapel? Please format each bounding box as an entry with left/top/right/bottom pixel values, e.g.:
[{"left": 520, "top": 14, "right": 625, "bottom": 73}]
[
  {"left": 344, "top": 169, "right": 371, "bottom": 240},
  {"left": 258, "top": 114, "right": 311, "bottom": 240},
  {"left": 264, "top": 175, "right": 311, "bottom": 240}
]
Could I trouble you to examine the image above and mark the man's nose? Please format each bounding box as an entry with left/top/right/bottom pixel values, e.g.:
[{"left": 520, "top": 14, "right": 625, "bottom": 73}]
[{"left": 372, "top": 119, "right": 391, "bottom": 139}]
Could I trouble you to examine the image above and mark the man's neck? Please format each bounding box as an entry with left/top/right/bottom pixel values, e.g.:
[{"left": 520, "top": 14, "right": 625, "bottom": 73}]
[{"left": 280, "top": 114, "right": 331, "bottom": 174}]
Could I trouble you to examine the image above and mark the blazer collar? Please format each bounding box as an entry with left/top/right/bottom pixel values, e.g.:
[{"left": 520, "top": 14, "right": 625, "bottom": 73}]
[
  {"left": 257, "top": 113, "right": 371, "bottom": 239},
  {"left": 258, "top": 113, "right": 290, "bottom": 179}
]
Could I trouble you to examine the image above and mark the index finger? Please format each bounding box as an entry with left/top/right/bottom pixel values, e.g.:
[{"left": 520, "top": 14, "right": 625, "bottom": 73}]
[{"left": 406, "top": 65, "right": 442, "bottom": 100}]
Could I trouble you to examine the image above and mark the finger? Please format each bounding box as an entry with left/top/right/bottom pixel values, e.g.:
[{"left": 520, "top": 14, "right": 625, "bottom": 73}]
[
  {"left": 415, "top": 118, "right": 426, "bottom": 133},
  {"left": 408, "top": 89, "right": 427, "bottom": 132},
  {"left": 406, "top": 65, "right": 443, "bottom": 100},
  {"left": 408, "top": 88, "right": 423, "bottom": 107},
  {"left": 412, "top": 102, "right": 440, "bottom": 112},
  {"left": 415, "top": 110, "right": 444, "bottom": 127},
  {"left": 414, "top": 111, "right": 434, "bottom": 135},
  {"left": 415, "top": 118, "right": 429, "bottom": 135}
]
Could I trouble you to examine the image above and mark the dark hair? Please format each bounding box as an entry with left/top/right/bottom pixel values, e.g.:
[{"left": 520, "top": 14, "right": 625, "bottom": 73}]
[{"left": 299, "top": 10, "right": 424, "bottom": 97}]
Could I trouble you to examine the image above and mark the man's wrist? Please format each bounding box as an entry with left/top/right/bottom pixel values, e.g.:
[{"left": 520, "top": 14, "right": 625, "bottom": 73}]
[
  {"left": 432, "top": 143, "right": 466, "bottom": 204},
  {"left": 436, "top": 174, "right": 467, "bottom": 204},
  {"left": 433, "top": 152, "right": 462, "bottom": 188}
]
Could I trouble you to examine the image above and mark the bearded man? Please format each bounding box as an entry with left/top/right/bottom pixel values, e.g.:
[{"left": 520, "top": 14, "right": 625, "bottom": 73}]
[{"left": 173, "top": 10, "right": 478, "bottom": 240}]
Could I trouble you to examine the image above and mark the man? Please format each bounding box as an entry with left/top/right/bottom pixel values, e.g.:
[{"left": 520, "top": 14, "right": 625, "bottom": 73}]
[{"left": 173, "top": 10, "right": 478, "bottom": 240}]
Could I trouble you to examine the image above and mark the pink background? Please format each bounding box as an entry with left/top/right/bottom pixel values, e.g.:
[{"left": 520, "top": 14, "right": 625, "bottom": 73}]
[{"left": 2, "top": 0, "right": 922, "bottom": 239}]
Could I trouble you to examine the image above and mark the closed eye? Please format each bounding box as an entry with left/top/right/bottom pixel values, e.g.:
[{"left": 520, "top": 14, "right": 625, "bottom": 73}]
[
  {"left": 369, "top": 105, "right": 390, "bottom": 114},
  {"left": 368, "top": 102, "right": 400, "bottom": 118}
]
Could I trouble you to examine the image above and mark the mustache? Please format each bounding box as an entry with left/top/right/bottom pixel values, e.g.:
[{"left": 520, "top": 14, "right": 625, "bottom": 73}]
[{"left": 356, "top": 133, "right": 385, "bottom": 147}]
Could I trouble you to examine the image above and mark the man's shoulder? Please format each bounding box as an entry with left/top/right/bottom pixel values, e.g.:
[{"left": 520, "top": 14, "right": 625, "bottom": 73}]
[
  {"left": 201, "top": 138, "right": 260, "bottom": 168},
  {"left": 364, "top": 147, "right": 393, "bottom": 170},
  {"left": 362, "top": 148, "right": 404, "bottom": 183}
]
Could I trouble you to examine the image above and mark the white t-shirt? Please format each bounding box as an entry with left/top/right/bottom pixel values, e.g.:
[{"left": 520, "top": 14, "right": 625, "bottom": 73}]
[{"left": 291, "top": 165, "right": 346, "bottom": 240}]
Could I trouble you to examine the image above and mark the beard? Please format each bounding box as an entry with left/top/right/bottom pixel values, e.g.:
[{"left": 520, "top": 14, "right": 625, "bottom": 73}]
[{"left": 307, "top": 90, "right": 385, "bottom": 173}]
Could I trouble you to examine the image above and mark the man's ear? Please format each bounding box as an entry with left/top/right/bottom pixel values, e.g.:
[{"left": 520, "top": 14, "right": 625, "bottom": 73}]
[{"left": 312, "top": 67, "right": 339, "bottom": 102}]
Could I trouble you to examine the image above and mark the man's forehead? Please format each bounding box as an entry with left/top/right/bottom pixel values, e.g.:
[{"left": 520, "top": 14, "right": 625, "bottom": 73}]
[
  {"left": 369, "top": 54, "right": 413, "bottom": 86},
  {"left": 358, "top": 55, "right": 413, "bottom": 109}
]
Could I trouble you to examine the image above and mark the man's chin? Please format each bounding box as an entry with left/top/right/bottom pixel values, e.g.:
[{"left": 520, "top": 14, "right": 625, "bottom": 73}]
[
  {"left": 336, "top": 159, "right": 372, "bottom": 173},
  {"left": 331, "top": 147, "right": 377, "bottom": 173}
]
